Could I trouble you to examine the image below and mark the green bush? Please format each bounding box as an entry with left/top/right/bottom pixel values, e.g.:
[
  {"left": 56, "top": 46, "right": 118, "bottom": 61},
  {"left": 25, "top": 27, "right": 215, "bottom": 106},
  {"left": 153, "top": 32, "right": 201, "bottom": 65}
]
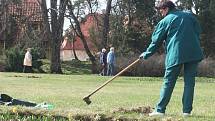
[
  {"left": 5, "top": 47, "right": 24, "bottom": 72},
  {"left": 5, "top": 47, "right": 43, "bottom": 73}
]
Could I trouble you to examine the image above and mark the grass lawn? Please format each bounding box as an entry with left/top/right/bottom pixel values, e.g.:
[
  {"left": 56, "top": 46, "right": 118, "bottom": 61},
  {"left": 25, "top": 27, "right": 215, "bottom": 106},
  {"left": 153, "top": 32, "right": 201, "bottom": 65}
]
[{"left": 0, "top": 72, "right": 215, "bottom": 121}]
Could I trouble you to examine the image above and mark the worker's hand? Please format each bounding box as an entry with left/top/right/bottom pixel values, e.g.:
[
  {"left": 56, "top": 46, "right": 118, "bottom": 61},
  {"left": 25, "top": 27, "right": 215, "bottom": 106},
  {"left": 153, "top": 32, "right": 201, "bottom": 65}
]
[{"left": 139, "top": 52, "right": 145, "bottom": 60}]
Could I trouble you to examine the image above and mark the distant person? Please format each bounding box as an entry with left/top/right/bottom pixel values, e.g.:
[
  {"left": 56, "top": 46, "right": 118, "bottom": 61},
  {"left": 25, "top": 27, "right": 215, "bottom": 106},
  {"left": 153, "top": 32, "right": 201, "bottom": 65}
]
[
  {"left": 107, "top": 47, "right": 115, "bottom": 76},
  {"left": 99, "top": 48, "right": 107, "bottom": 76},
  {"left": 139, "top": 1, "right": 204, "bottom": 117},
  {"left": 23, "top": 48, "right": 33, "bottom": 73}
]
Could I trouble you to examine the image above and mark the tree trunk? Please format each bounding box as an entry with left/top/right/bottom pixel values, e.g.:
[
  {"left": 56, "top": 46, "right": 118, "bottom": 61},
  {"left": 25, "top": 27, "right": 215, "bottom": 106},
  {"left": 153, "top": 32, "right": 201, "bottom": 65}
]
[
  {"left": 49, "top": 0, "right": 61, "bottom": 73},
  {"left": 0, "top": 1, "right": 8, "bottom": 44},
  {"left": 72, "top": 39, "right": 79, "bottom": 60},
  {"left": 50, "top": 0, "right": 68, "bottom": 73},
  {"left": 40, "top": 0, "right": 51, "bottom": 51},
  {"left": 102, "top": 0, "right": 112, "bottom": 48},
  {"left": 67, "top": 2, "right": 98, "bottom": 73},
  {"left": 40, "top": 0, "right": 68, "bottom": 73}
]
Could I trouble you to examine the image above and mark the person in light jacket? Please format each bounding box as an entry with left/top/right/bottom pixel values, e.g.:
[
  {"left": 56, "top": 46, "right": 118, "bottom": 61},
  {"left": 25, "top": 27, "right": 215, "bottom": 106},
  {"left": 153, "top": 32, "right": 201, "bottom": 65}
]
[
  {"left": 139, "top": 1, "right": 203, "bottom": 117},
  {"left": 107, "top": 47, "right": 115, "bottom": 76},
  {"left": 23, "top": 48, "right": 33, "bottom": 73}
]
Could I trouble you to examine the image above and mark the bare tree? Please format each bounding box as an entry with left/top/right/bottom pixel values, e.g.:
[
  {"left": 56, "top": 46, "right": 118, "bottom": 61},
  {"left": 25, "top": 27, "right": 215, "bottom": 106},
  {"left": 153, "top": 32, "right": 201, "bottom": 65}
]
[
  {"left": 39, "top": 0, "right": 68, "bottom": 73},
  {"left": 67, "top": 0, "right": 98, "bottom": 73},
  {"left": 0, "top": 0, "right": 9, "bottom": 49},
  {"left": 102, "top": 0, "right": 112, "bottom": 48},
  {"left": 64, "top": 26, "right": 79, "bottom": 60}
]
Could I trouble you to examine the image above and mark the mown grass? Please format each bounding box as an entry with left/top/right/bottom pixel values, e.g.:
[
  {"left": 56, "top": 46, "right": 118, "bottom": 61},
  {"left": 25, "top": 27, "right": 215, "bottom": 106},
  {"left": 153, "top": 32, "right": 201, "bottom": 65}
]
[{"left": 0, "top": 72, "right": 215, "bottom": 120}]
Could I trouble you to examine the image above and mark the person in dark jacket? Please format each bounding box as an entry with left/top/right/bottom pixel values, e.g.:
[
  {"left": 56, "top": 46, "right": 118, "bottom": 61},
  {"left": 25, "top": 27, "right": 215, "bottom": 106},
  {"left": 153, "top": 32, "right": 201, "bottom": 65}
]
[
  {"left": 99, "top": 48, "right": 107, "bottom": 76},
  {"left": 139, "top": 1, "right": 203, "bottom": 117}
]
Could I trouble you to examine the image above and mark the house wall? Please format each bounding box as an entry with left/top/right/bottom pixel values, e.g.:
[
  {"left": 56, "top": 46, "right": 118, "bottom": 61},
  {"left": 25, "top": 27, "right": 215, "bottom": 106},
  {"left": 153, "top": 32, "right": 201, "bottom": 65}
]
[{"left": 60, "top": 50, "right": 90, "bottom": 61}]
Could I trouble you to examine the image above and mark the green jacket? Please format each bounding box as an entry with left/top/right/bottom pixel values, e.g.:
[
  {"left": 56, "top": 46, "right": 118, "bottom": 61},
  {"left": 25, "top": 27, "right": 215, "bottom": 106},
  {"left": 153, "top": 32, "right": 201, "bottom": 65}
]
[{"left": 142, "top": 9, "right": 204, "bottom": 68}]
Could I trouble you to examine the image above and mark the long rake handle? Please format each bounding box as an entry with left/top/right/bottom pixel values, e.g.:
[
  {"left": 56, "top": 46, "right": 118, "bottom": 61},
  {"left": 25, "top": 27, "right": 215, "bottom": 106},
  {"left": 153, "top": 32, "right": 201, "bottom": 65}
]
[{"left": 86, "top": 59, "right": 140, "bottom": 98}]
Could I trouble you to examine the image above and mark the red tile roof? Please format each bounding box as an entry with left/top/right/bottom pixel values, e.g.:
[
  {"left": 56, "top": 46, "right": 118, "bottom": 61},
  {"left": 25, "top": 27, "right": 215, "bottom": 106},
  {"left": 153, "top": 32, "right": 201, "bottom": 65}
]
[{"left": 8, "top": 0, "right": 42, "bottom": 22}]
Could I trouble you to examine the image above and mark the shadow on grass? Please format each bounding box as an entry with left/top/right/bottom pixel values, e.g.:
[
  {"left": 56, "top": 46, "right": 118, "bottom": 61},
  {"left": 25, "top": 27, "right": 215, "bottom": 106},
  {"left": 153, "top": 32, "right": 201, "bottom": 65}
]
[{"left": 40, "top": 59, "right": 92, "bottom": 75}]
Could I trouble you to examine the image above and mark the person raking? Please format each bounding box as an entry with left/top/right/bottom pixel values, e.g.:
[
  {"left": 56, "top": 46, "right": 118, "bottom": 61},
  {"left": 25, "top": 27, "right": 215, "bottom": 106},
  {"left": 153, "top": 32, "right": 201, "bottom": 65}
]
[{"left": 139, "top": 0, "right": 203, "bottom": 117}]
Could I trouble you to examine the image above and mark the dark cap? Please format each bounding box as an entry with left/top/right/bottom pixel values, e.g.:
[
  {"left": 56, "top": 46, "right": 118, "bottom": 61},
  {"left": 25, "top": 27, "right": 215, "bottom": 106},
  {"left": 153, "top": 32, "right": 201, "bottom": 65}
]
[{"left": 156, "top": 1, "right": 176, "bottom": 10}]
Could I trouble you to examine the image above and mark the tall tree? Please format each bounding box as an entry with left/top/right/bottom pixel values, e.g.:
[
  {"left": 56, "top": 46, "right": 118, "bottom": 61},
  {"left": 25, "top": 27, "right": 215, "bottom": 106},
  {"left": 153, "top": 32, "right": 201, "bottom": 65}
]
[
  {"left": 0, "top": 0, "right": 9, "bottom": 48},
  {"left": 198, "top": 0, "right": 215, "bottom": 56},
  {"left": 102, "top": 0, "right": 112, "bottom": 48},
  {"left": 0, "top": 0, "right": 22, "bottom": 49},
  {"left": 178, "top": 0, "right": 215, "bottom": 56},
  {"left": 67, "top": 0, "right": 98, "bottom": 73},
  {"left": 107, "top": 0, "right": 156, "bottom": 54},
  {"left": 64, "top": 28, "right": 79, "bottom": 60},
  {"left": 39, "top": 0, "right": 68, "bottom": 73}
]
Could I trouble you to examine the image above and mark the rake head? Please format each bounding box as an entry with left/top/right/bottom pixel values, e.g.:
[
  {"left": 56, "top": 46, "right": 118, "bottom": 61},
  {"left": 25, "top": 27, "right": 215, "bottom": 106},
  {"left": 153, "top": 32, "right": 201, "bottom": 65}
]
[{"left": 83, "top": 96, "right": 91, "bottom": 105}]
